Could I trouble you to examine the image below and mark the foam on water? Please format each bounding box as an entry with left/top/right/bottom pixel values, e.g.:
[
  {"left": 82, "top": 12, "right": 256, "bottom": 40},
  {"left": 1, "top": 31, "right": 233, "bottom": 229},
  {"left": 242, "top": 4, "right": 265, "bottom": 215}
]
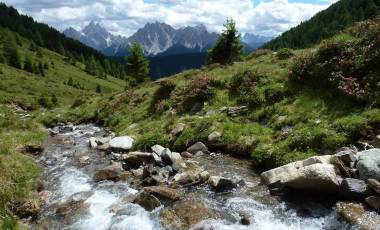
[{"left": 59, "top": 167, "right": 92, "bottom": 199}]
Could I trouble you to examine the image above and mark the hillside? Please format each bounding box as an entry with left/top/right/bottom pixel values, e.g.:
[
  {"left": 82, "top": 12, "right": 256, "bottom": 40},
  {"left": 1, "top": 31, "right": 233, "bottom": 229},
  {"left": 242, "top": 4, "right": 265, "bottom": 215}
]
[
  {"left": 0, "top": 26, "right": 124, "bottom": 228},
  {"left": 264, "top": 0, "right": 380, "bottom": 50},
  {"left": 50, "top": 17, "right": 380, "bottom": 169}
]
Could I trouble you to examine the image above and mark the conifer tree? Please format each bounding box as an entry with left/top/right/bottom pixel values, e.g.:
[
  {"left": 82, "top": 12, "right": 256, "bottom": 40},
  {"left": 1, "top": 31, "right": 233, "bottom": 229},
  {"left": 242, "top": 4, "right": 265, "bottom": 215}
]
[
  {"left": 23, "top": 55, "right": 34, "bottom": 73},
  {"left": 3, "top": 35, "right": 22, "bottom": 69},
  {"left": 125, "top": 43, "right": 150, "bottom": 83},
  {"left": 207, "top": 18, "right": 243, "bottom": 65}
]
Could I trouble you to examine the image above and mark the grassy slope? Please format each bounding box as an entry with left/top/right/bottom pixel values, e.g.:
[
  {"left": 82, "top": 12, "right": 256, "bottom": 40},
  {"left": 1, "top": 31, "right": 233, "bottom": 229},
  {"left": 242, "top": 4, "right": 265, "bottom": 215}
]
[
  {"left": 0, "top": 27, "right": 124, "bottom": 229},
  {"left": 60, "top": 26, "right": 379, "bottom": 171}
]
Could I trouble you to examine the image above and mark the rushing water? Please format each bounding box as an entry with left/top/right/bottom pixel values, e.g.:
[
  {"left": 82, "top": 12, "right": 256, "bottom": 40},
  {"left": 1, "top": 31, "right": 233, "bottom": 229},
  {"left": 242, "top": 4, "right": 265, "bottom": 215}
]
[{"left": 32, "top": 124, "right": 352, "bottom": 230}]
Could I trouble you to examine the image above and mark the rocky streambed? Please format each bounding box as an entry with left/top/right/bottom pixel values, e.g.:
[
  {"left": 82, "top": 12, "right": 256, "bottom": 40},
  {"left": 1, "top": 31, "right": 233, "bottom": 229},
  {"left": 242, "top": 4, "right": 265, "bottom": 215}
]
[{"left": 29, "top": 124, "right": 370, "bottom": 229}]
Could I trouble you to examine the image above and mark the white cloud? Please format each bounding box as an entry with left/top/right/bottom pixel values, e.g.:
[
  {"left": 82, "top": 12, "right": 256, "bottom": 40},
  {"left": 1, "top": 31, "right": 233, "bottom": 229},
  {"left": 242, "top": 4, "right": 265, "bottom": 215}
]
[{"left": 3, "top": 0, "right": 335, "bottom": 37}]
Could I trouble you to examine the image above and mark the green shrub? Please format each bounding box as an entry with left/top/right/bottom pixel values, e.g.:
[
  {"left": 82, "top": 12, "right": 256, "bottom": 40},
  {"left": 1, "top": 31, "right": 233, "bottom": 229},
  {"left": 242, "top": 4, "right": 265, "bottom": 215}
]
[
  {"left": 38, "top": 95, "right": 52, "bottom": 109},
  {"left": 246, "top": 49, "right": 272, "bottom": 60},
  {"left": 173, "top": 75, "right": 216, "bottom": 113},
  {"left": 333, "top": 115, "right": 367, "bottom": 139},
  {"left": 276, "top": 48, "right": 294, "bottom": 60},
  {"left": 229, "top": 70, "right": 265, "bottom": 107},
  {"left": 150, "top": 80, "right": 176, "bottom": 113}
]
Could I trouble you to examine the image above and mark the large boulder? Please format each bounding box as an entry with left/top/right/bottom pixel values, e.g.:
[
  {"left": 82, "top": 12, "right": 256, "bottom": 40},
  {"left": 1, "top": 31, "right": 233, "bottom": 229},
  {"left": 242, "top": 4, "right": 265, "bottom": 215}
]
[
  {"left": 151, "top": 145, "right": 165, "bottom": 156},
  {"left": 133, "top": 192, "right": 161, "bottom": 212},
  {"left": 93, "top": 162, "right": 124, "bottom": 182},
  {"left": 161, "top": 149, "right": 185, "bottom": 169},
  {"left": 109, "top": 136, "right": 134, "bottom": 150},
  {"left": 122, "top": 152, "right": 153, "bottom": 169},
  {"left": 187, "top": 142, "right": 208, "bottom": 154},
  {"left": 339, "top": 178, "right": 370, "bottom": 199},
  {"left": 159, "top": 194, "right": 218, "bottom": 230},
  {"left": 260, "top": 155, "right": 342, "bottom": 193},
  {"left": 336, "top": 202, "right": 380, "bottom": 229},
  {"left": 357, "top": 149, "right": 380, "bottom": 181},
  {"left": 144, "top": 186, "right": 182, "bottom": 201},
  {"left": 209, "top": 176, "right": 237, "bottom": 193}
]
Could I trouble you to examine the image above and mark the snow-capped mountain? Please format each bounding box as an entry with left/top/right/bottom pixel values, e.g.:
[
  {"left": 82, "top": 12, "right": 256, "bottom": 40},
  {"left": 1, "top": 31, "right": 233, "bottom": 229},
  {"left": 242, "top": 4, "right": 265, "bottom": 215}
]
[
  {"left": 242, "top": 33, "right": 273, "bottom": 49},
  {"left": 63, "top": 21, "right": 127, "bottom": 51}
]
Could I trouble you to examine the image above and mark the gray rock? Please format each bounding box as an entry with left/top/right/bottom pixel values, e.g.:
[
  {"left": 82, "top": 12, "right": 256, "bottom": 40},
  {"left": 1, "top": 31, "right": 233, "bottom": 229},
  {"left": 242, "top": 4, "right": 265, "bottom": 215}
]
[
  {"left": 199, "top": 171, "right": 210, "bottom": 182},
  {"left": 161, "top": 149, "right": 185, "bottom": 169},
  {"left": 144, "top": 186, "right": 182, "bottom": 201},
  {"left": 170, "top": 123, "right": 185, "bottom": 137},
  {"left": 89, "top": 137, "right": 98, "bottom": 148},
  {"left": 122, "top": 152, "right": 153, "bottom": 169},
  {"left": 181, "top": 151, "right": 193, "bottom": 158},
  {"left": 209, "top": 176, "right": 237, "bottom": 193},
  {"left": 227, "top": 106, "right": 248, "bottom": 117},
  {"left": 152, "top": 152, "right": 163, "bottom": 165},
  {"left": 133, "top": 192, "right": 161, "bottom": 211},
  {"left": 339, "top": 178, "right": 370, "bottom": 199},
  {"left": 208, "top": 131, "right": 222, "bottom": 142},
  {"left": 336, "top": 202, "right": 380, "bottom": 229},
  {"left": 94, "top": 162, "right": 124, "bottom": 182},
  {"left": 109, "top": 136, "right": 134, "bottom": 150},
  {"left": 365, "top": 196, "right": 380, "bottom": 211},
  {"left": 334, "top": 150, "right": 357, "bottom": 166},
  {"left": 151, "top": 145, "right": 165, "bottom": 156},
  {"left": 368, "top": 179, "right": 380, "bottom": 195},
  {"left": 187, "top": 142, "right": 208, "bottom": 154},
  {"left": 261, "top": 155, "right": 342, "bottom": 193},
  {"left": 357, "top": 149, "right": 380, "bottom": 181},
  {"left": 78, "top": 156, "right": 90, "bottom": 165}
]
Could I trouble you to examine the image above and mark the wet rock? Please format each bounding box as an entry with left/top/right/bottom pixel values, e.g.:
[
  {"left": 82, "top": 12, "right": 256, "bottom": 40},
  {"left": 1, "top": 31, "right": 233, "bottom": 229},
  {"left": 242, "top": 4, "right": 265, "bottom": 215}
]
[
  {"left": 227, "top": 106, "right": 248, "bottom": 117},
  {"left": 38, "top": 190, "right": 53, "bottom": 206},
  {"left": 109, "top": 136, "right": 134, "bottom": 151},
  {"left": 170, "top": 123, "right": 185, "bottom": 137},
  {"left": 21, "top": 144, "right": 44, "bottom": 155},
  {"left": 336, "top": 202, "right": 380, "bottom": 229},
  {"left": 365, "top": 196, "right": 380, "bottom": 212},
  {"left": 160, "top": 194, "right": 218, "bottom": 230},
  {"left": 151, "top": 144, "right": 165, "bottom": 156},
  {"left": 239, "top": 212, "right": 251, "bottom": 226},
  {"left": 152, "top": 152, "right": 163, "bottom": 165},
  {"left": 94, "top": 162, "right": 124, "bottom": 182},
  {"left": 133, "top": 192, "right": 161, "bottom": 211},
  {"left": 131, "top": 167, "right": 144, "bottom": 177},
  {"left": 144, "top": 186, "right": 182, "bottom": 201},
  {"left": 97, "top": 143, "right": 110, "bottom": 151},
  {"left": 122, "top": 152, "right": 153, "bottom": 169},
  {"left": 340, "top": 178, "right": 370, "bottom": 199},
  {"left": 181, "top": 151, "right": 193, "bottom": 158},
  {"left": 174, "top": 172, "right": 199, "bottom": 185},
  {"left": 187, "top": 142, "right": 208, "bottom": 154},
  {"left": 368, "top": 179, "right": 380, "bottom": 194},
  {"left": 208, "top": 131, "right": 222, "bottom": 142},
  {"left": 78, "top": 156, "right": 90, "bottom": 165},
  {"left": 18, "top": 200, "right": 40, "bottom": 218},
  {"left": 334, "top": 149, "right": 357, "bottom": 166},
  {"left": 60, "top": 125, "right": 74, "bottom": 133},
  {"left": 89, "top": 137, "right": 98, "bottom": 148},
  {"left": 199, "top": 171, "right": 210, "bottom": 182},
  {"left": 357, "top": 149, "right": 380, "bottom": 181},
  {"left": 161, "top": 149, "right": 185, "bottom": 169},
  {"left": 209, "top": 176, "right": 237, "bottom": 193},
  {"left": 260, "top": 155, "right": 341, "bottom": 193},
  {"left": 56, "top": 199, "right": 85, "bottom": 216}
]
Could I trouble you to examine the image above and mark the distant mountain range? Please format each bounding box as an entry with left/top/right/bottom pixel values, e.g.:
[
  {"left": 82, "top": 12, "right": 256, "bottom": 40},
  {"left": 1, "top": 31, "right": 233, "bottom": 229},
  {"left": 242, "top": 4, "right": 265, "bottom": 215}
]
[{"left": 64, "top": 21, "right": 272, "bottom": 57}]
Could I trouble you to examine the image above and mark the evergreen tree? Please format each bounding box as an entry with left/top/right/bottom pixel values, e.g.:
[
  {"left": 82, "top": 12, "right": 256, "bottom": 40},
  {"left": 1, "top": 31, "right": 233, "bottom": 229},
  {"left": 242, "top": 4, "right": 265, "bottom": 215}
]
[
  {"left": 96, "top": 84, "right": 101, "bottom": 93},
  {"left": 207, "top": 18, "right": 243, "bottom": 65},
  {"left": 23, "top": 54, "right": 34, "bottom": 73},
  {"left": 38, "top": 62, "right": 45, "bottom": 76},
  {"left": 3, "top": 35, "right": 21, "bottom": 69},
  {"left": 85, "top": 56, "right": 98, "bottom": 76},
  {"left": 125, "top": 43, "right": 150, "bottom": 83}
]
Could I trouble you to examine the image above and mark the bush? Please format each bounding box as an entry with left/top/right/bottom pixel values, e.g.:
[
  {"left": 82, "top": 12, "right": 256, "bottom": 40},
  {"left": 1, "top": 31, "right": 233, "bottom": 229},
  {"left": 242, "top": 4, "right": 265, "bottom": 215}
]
[
  {"left": 173, "top": 74, "right": 216, "bottom": 113},
  {"left": 276, "top": 48, "right": 294, "bottom": 60},
  {"left": 246, "top": 49, "right": 272, "bottom": 60},
  {"left": 150, "top": 80, "right": 176, "bottom": 113},
  {"left": 229, "top": 70, "right": 265, "bottom": 107},
  {"left": 38, "top": 95, "right": 52, "bottom": 109}
]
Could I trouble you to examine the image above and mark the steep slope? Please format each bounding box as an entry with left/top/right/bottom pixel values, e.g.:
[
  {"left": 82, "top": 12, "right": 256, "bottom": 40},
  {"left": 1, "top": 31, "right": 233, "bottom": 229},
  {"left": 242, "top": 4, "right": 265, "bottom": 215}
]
[
  {"left": 264, "top": 0, "right": 380, "bottom": 50},
  {"left": 0, "top": 3, "right": 125, "bottom": 78}
]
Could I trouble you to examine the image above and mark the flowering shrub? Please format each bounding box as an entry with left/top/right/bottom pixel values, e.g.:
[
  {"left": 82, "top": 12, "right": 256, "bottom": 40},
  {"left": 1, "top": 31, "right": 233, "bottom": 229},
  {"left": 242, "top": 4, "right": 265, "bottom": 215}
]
[
  {"left": 173, "top": 74, "right": 216, "bottom": 113},
  {"left": 289, "top": 17, "right": 380, "bottom": 105},
  {"left": 150, "top": 80, "right": 176, "bottom": 113}
]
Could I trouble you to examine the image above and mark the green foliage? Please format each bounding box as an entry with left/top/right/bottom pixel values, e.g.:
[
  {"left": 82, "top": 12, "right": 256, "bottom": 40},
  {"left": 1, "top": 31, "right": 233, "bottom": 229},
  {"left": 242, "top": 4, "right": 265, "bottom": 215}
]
[
  {"left": 207, "top": 18, "right": 244, "bottom": 65},
  {"left": 96, "top": 84, "right": 101, "bottom": 93},
  {"left": 51, "top": 94, "right": 58, "bottom": 106},
  {"left": 265, "top": 0, "right": 380, "bottom": 50},
  {"left": 173, "top": 74, "right": 216, "bottom": 113},
  {"left": 246, "top": 49, "right": 272, "bottom": 60},
  {"left": 23, "top": 54, "right": 34, "bottom": 73},
  {"left": 3, "top": 35, "right": 21, "bottom": 69},
  {"left": 150, "top": 80, "right": 176, "bottom": 113},
  {"left": 229, "top": 70, "right": 265, "bottom": 107},
  {"left": 276, "top": 48, "right": 294, "bottom": 60},
  {"left": 125, "top": 43, "right": 150, "bottom": 83},
  {"left": 289, "top": 17, "right": 380, "bottom": 105},
  {"left": 38, "top": 95, "right": 52, "bottom": 108}
]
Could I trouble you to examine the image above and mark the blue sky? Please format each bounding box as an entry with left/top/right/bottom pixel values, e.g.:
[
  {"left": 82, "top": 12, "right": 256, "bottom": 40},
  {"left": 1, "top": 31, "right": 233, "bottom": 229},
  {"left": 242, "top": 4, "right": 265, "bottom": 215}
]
[{"left": 3, "top": 0, "right": 337, "bottom": 37}]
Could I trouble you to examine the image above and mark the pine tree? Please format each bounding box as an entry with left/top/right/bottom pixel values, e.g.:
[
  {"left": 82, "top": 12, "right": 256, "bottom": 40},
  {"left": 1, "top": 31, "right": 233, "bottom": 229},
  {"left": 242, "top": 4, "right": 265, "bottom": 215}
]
[
  {"left": 3, "top": 35, "right": 22, "bottom": 69},
  {"left": 85, "top": 56, "right": 98, "bottom": 76},
  {"left": 96, "top": 84, "right": 101, "bottom": 93},
  {"left": 125, "top": 43, "right": 150, "bottom": 83},
  {"left": 23, "top": 55, "right": 34, "bottom": 73},
  {"left": 207, "top": 18, "right": 244, "bottom": 65}
]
